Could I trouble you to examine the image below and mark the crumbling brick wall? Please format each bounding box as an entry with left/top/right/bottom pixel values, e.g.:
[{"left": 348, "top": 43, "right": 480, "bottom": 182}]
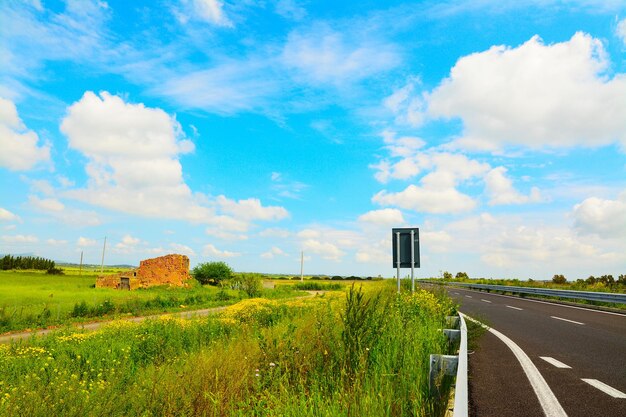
[{"left": 96, "top": 254, "right": 191, "bottom": 290}]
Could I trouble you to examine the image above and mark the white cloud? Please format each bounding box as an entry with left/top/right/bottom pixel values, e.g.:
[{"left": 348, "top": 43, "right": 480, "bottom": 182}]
[
  {"left": 617, "top": 18, "right": 626, "bottom": 45},
  {"left": 1, "top": 234, "right": 38, "bottom": 243},
  {"left": 170, "top": 243, "right": 196, "bottom": 257},
  {"left": 60, "top": 91, "right": 217, "bottom": 222},
  {"left": 216, "top": 195, "right": 289, "bottom": 221},
  {"left": 282, "top": 24, "right": 401, "bottom": 85},
  {"left": 484, "top": 167, "right": 541, "bottom": 205},
  {"left": 115, "top": 234, "right": 141, "bottom": 253},
  {"left": 372, "top": 152, "right": 489, "bottom": 214},
  {"left": 374, "top": 185, "right": 477, "bottom": 214},
  {"left": 28, "top": 195, "right": 64, "bottom": 212},
  {"left": 27, "top": 195, "right": 101, "bottom": 227},
  {"left": 261, "top": 246, "right": 286, "bottom": 259},
  {"left": 47, "top": 238, "right": 68, "bottom": 246},
  {"left": 297, "top": 228, "right": 321, "bottom": 239},
  {"left": 183, "top": 0, "right": 232, "bottom": 27},
  {"left": 423, "top": 33, "right": 626, "bottom": 151},
  {"left": 153, "top": 59, "right": 279, "bottom": 114},
  {"left": 572, "top": 192, "right": 626, "bottom": 238},
  {"left": 0, "top": 97, "right": 50, "bottom": 170},
  {"left": 77, "top": 237, "right": 97, "bottom": 247},
  {"left": 358, "top": 208, "right": 404, "bottom": 226},
  {"left": 0, "top": 208, "right": 19, "bottom": 222},
  {"left": 383, "top": 80, "right": 425, "bottom": 126},
  {"left": 202, "top": 243, "right": 240, "bottom": 258},
  {"left": 302, "top": 239, "right": 344, "bottom": 261}
]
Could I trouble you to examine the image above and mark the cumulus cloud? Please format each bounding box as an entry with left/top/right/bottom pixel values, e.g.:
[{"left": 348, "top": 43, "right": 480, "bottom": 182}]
[
  {"left": 0, "top": 208, "right": 19, "bottom": 222},
  {"left": 170, "top": 243, "right": 196, "bottom": 257},
  {"left": 60, "top": 91, "right": 211, "bottom": 220},
  {"left": 202, "top": 243, "right": 240, "bottom": 258},
  {"left": 28, "top": 196, "right": 64, "bottom": 212},
  {"left": 421, "top": 33, "right": 626, "bottom": 151},
  {"left": 61, "top": 92, "right": 288, "bottom": 229},
  {"left": 572, "top": 192, "right": 626, "bottom": 238},
  {"left": 372, "top": 153, "right": 490, "bottom": 214},
  {"left": 358, "top": 208, "right": 404, "bottom": 225},
  {"left": 0, "top": 97, "right": 50, "bottom": 170},
  {"left": 114, "top": 235, "right": 141, "bottom": 253},
  {"left": 484, "top": 167, "right": 541, "bottom": 205}
]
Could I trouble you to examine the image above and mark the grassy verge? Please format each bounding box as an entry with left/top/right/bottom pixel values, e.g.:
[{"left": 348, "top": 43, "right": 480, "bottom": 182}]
[{"left": 0, "top": 282, "right": 458, "bottom": 416}]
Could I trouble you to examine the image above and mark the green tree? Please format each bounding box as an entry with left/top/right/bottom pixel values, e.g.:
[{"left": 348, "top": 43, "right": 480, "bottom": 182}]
[
  {"left": 455, "top": 272, "right": 469, "bottom": 280},
  {"left": 443, "top": 271, "right": 453, "bottom": 280},
  {"left": 192, "top": 261, "right": 233, "bottom": 285},
  {"left": 552, "top": 274, "right": 566, "bottom": 284}
]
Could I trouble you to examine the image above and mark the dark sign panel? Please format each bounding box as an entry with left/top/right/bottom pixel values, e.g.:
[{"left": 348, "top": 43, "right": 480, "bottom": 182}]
[{"left": 392, "top": 228, "right": 420, "bottom": 268}]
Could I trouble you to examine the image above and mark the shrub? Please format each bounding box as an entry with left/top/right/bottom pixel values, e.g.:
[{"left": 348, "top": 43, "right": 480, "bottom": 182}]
[
  {"left": 192, "top": 261, "right": 233, "bottom": 285},
  {"left": 552, "top": 274, "right": 566, "bottom": 284},
  {"left": 46, "top": 267, "right": 65, "bottom": 275},
  {"left": 443, "top": 271, "right": 453, "bottom": 280},
  {"left": 455, "top": 272, "right": 469, "bottom": 279},
  {"left": 331, "top": 275, "right": 344, "bottom": 280},
  {"left": 230, "top": 273, "right": 263, "bottom": 298}
]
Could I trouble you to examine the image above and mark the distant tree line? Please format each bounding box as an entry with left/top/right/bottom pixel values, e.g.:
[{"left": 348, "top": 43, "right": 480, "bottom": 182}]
[{"left": 0, "top": 255, "right": 56, "bottom": 271}]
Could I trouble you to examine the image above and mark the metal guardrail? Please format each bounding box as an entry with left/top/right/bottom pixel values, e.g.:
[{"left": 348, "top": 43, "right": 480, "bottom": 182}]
[
  {"left": 440, "top": 282, "right": 626, "bottom": 305},
  {"left": 453, "top": 313, "right": 468, "bottom": 417},
  {"left": 429, "top": 314, "right": 468, "bottom": 417}
]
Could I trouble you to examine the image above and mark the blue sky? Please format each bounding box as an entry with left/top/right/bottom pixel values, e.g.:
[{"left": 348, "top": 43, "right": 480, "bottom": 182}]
[{"left": 1, "top": 0, "right": 625, "bottom": 279}]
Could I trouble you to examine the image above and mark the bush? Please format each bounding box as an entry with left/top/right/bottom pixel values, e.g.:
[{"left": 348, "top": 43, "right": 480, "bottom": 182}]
[
  {"left": 192, "top": 261, "right": 233, "bottom": 285},
  {"left": 552, "top": 274, "right": 566, "bottom": 284},
  {"left": 230, "top": 273, "right": 263, "bottom": 298},
  {"left": 331, "top": 275, "right": 344, "bottom": 280},
  {"left": 47, "top": 267, "right": 65, "bottom": 275},
  {"left": 443, "top": 271, "right": 453, "bottom": 280},
  {"left": 455, "top": 272, "right": 469, "bottom": 279}
]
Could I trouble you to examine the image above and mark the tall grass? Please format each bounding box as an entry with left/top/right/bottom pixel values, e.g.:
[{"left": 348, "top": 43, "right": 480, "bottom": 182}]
[{"left": 0, "top": 282, "right": 457, "bottom": 416}]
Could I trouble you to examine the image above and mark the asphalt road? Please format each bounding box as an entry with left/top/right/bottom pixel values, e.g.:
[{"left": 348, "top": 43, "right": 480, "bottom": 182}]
[{"left": 447, "top": 286, "right": 626, "bottom": 417}]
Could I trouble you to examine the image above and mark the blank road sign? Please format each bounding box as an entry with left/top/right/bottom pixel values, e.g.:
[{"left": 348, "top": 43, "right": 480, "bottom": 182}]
[{"left": 392, "top": 228, "right": 420, "bottom": 268}]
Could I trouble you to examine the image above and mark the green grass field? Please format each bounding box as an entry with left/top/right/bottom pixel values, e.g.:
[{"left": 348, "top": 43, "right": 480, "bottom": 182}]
[
  {"left": 0, "top": 270, "right": 299, "bottom": 333},
  {"left": 0, "top": 282, "right": 458, "bottom": 416}
]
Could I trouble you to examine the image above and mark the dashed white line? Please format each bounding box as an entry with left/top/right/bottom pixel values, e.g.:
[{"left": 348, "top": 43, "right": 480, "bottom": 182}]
[
  {"left": 461, "top": 313, "right": 568, "bottom": 417},
  {"left": 452, "top": 292, "right": 459, "bottom": 295},
  {"left": 581, "top": 379, "right": 626, "bottom": 398},
  {"left": 451, "top": 287, "right": 625, "bottom": 316},
  {"left": 507, "top": 305, "right": 523, "bottom": 311},
  {"left": 465, "top": 295, "right": 472, "bottom": 298},
  {"left": 551, "top": 316, "right": 584, "bottom": 325},
  {"left": 539, "top": 357, "right": 571, "bottom": 369},
  {"left": 481, "top": 299, "right": 492, "bottom": 303}
]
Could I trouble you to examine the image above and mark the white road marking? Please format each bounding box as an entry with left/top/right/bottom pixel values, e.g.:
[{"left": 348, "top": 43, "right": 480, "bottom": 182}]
[
  {"left": 451, "top": 288, "right": 625, "bottom": 316},
  {"left": 465, "top": 295, "right": 472, "bottom": 298},
  {"left": 507, "top": 305, "right": 523, "bottom": 311},
  {"left": 453, "top": 292, "right": 459, "bottom": 295},
  {"left": 539, "top": 357, "right": 571, "bottom": 369},
  {"left": 581, "top": 379, "right": 626, "bottom": 398},
  {"left": 481, "top": 299, "right": 492, "bottom": 303},
  {"left": 551, "top": 316, "right": 584, "bottom": 325},
  {"left": 461, "top": 313, "right": 568, "bottom": 417}
]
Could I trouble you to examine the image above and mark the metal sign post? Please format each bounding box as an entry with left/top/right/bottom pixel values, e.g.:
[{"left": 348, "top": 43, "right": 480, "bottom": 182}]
[
  {"left": 410, "top": 229, "right": 415, "bottom": 292},
  {"left": 392, "top": 228, "right": 420, "bottom": 293},
  {"left": 396, "top": 232, "right": 401, "bottom": 293}
]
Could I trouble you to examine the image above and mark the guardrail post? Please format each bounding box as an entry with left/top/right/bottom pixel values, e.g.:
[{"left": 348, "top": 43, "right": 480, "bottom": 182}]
[{"left": 429, "top": 354, "right": 458, "bottom": 397}]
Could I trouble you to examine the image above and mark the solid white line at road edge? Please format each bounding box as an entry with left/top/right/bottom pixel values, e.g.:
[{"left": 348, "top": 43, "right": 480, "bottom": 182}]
[
  {"left": 581, "top": 379, "right": 626, "bottom": 398},
  {"left": 462, "top": 313, "right": 568, "bottom": 417},
  {"left": 540, "top": 357, "right": 571, "bottom": 369},
  {"left": 551, "top": 316, "right": 585, "bottom": 325}
]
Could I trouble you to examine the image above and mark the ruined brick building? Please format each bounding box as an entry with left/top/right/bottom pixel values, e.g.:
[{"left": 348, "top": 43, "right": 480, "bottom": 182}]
[{"left": 96, "top": 254, "right": 191, "bottom": 290}]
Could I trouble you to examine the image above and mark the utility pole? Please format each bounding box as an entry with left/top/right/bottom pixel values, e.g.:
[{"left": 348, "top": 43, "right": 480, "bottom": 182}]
[
  {"left": 100, "top": 236, "right": 107, "bottom": 273},
  {"left": 79, "top": 251, "right": 83, "bottom": 276},
  {"left": 300, "top": 251, "right": 304, "bottom": 282}
]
